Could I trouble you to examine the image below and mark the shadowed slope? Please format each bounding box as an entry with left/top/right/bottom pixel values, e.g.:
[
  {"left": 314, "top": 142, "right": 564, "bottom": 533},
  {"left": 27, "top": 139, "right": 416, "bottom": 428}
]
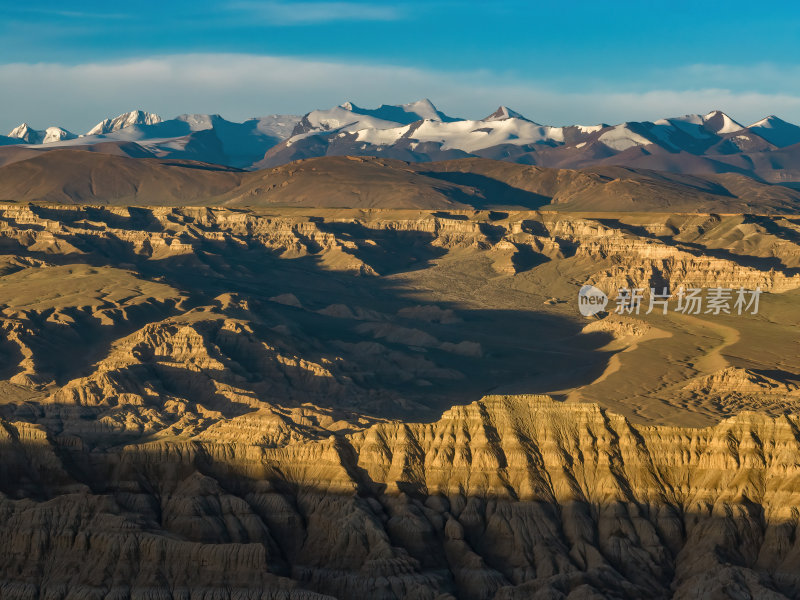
[
  {"left": 0, "top": 150, "right": 243, "bottom": 205},
  {"left": 1, "top": 152, "right": 800, "bottom": 212},
  {"left": 3, "top": 395, "right": 800, "bottom": 599},
  {"left": 0, "top": 206, "right": 797, "bottom": 598}
]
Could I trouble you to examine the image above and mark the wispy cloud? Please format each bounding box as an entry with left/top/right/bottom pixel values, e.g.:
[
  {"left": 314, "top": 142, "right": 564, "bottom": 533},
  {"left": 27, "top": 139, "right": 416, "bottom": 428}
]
[
  {"left": 663, "top": 63, "right": 800, "bottom": 94},
  {"left": 225, "top": 1, "right": 402, "bottom": 25},
  {"left": 1, "top": 7, "right": 132, "bottom": 20},
  {"left": 1, "top": 54, "right": 800, "bottom": 133}
]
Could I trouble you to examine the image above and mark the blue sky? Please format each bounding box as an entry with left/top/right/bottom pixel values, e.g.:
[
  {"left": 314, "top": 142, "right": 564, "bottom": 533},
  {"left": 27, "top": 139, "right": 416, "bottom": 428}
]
[{"left": 2, "top": 0, "right": 800, "bottom": 133}]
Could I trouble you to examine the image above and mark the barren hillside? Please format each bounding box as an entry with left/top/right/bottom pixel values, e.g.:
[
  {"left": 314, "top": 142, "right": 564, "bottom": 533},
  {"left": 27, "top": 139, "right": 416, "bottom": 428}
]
[{"left": 1, "top": 152, "right": 799, "bottom": 212}]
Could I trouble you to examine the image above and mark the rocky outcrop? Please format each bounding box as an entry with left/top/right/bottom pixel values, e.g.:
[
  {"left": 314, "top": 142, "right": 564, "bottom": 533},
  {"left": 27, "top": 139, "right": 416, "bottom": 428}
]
[
  {"left": 0, "top": 206, "right": 798, "bottom": 598},
  {"left": 3, "top": 396, "right": 800, "bottom": 598},
  {"left": 682, "top": 367, "right": 800, "bottom": 417},
  {"left": 0, "top": 206, "right": 797, "bottom": 292},
  {"left": 686, "top": 367, "right": 799, "bottom": 395}
]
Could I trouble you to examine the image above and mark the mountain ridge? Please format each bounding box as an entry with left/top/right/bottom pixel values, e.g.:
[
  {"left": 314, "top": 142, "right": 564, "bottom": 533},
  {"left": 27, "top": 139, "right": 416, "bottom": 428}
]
[
  {"left": 5, "top": 100, "right": 800, "bottom": 184},
  {"left": 0, "top": 151, "right": 799, "bottom": 213}
]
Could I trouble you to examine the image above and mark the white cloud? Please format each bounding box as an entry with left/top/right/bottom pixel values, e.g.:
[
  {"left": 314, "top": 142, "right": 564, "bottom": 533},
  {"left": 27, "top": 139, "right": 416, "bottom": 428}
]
[
  {"left": 2, "top": 54, "right": 800, "bottom": 134},
  {"left": 662, "top": 63, "right": 800, "bottom": 94}
]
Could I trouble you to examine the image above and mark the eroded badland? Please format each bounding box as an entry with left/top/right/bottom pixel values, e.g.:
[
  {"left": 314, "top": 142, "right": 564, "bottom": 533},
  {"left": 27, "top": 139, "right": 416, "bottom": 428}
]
[{"left": 1, "top": 204, "right": 800, "bottom": 599}]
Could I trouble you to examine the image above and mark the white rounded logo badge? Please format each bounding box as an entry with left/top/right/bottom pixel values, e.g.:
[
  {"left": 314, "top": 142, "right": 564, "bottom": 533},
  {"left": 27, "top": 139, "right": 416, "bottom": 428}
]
[{"left": 578, "top": 285, "right": 608, "bottom": 316}]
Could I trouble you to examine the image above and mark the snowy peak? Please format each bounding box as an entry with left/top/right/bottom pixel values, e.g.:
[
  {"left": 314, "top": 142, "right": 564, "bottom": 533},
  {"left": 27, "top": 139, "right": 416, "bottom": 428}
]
[
  {"left": 298, "top": 105, "right": 397, "bottom": 134},
  {"left": 174, "top": 113, "right": 227, "bottom": 131},
  {"left": 249, "top": 114, "right": 303, "bottom": 140},
  {"left": 328, "top": 99, "right": 453, "bottom": 126},
  {"left": 701, "top": 110, "right": 743, "bottom": 135},
  {"left": 8, "top": 123, "right": 75, "bottom": 144},
  {"left": 483, "top": 106, "right": 530, "bottom": 122},
  {"left": 401, "top": 98, "right": 448, "bottom": 122},
  {"left": 5, "top": 102, "right": 800, "bottom": 174},
  {"left": 280, "top": 102, "right": 800, "bottom": 160},
  {"left": 293, "top": 100, "right": 453, "bottom": 137},
  {"left": 8, "top": 123, "right": 38, "bottom": 143},
  {"left": 597, "top": 123, "right": 655, "bottom": 151},
  {"left": 288, "top": 100, "right": 565, "bottom": 154},
  {"left": 747, "top": 115, "right": 800, "bottom": 147},
  {"left": 749, "top": 115, "right": 783, "bottom": 128},
  {"left": 42, "top": 127, "right": 76, "bottom": 143},
  {"left": 87, "top": 110, "right": 162, "bottom": 136}
]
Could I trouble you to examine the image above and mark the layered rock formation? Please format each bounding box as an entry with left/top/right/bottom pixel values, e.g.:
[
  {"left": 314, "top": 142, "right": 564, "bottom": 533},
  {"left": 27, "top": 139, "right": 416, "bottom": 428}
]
[
  {"left": 4, "top": 396, "right": 800, "bottom": 598},
  {"left": 0, "top": 206, "right": 799, "bottom": 598}
]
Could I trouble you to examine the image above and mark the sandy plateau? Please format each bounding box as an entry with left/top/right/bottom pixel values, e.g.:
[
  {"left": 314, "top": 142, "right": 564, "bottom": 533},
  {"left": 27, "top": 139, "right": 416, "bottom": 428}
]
[{"left": 1, "top": 203, "right": 800, "bottom": 598}]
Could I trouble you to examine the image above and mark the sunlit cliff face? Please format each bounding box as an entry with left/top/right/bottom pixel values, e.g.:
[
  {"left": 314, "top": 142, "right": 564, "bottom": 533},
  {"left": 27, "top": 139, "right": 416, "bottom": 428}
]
[{"left": 0, "top": 204, "right": 798, "bottom": 599}]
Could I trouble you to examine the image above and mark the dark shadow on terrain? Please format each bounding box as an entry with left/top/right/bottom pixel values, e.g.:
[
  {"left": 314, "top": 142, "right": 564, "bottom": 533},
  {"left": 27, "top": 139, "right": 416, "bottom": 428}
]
[
  {"left": 0, "top": 296, "right": 185, "bottom": 388},
  {"left": 744, "top": 214, "right": 800, "bottom": 246},
  {"left": 418, "top": 171, "right": 551, "bottom": 209},
  {"left": 1, "top": 419, "right": 800, "bottom": 599},
  {"left": 520, "top": 219, "right": 550, "bottom": 236},
  {"left": 477, "top": 222, "right": 505, "bottom": 243},
  {"left": 29, "top": 204, "right": 165, "bottom": 232},
  {"left": 751, "top": 368, "right": 800, "bottom": 385},
  {"left": 157, "top": 160, "right": 244, "bottom": 172},
  {"left": 511, "top": 243, "right": 551, "bottom": 273},
  {"left": 0, "top": 338, "right": 25, "bottom": 381},
  {"left": 313, "top": 220, "right": 449, "bottom": 275},
  {"left": 0, "top": 207, "right": 615, "bottom": 424},
  {"left": 431, "top": 211, "right": 468, "bottom": 220}
]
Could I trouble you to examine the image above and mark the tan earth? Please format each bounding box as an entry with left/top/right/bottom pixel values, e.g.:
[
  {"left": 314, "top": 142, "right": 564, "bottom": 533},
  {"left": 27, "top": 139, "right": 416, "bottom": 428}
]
[
  {"left": 2, "top": 152, "right": 800, "bottom": 213},
  {"left": 0, "top": 201, "right": 800, "bottom": 599}
]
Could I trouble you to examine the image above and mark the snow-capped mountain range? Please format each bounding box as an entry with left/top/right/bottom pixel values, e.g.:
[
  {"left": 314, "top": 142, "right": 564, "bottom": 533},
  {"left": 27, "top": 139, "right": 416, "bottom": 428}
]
[
  {"left": 0, "top": 110, "right": 300, "bottom": 169},
  {"left": 4, "top": 101, "right": 800, "bottom": 183}
]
